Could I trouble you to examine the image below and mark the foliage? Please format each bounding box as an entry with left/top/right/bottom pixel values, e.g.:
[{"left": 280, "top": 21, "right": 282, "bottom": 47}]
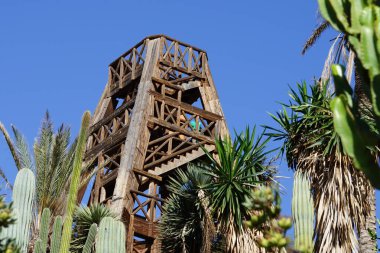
[
  {"left": 244, "top": 186, "right": 291, "bottom": 251},
  {"left": 159, "top": 164, "right": 216, "bottom": 253},
  {"left": 267, "top": 81, "right": 372, "bottom": 252},
  {"left": 0, "top": 197, "right": 18, "bottom": 253},
  {"left": 203, "top": 127, "right": 274, "bottom": 230},
  {"left": 71, "top": 204, "right": 115, "bottom": 252},
  {"left": 203, "top": 127, "right": 274, "bottom": 252},
  {"left": 318, "top": 0, "right": 380, "bottom": 188},
  {"left": 59, "top": 111, "right": 90, "bottom": 253},
  {"left": 0, "top": 112, "right": 78, "bottom": 219}
]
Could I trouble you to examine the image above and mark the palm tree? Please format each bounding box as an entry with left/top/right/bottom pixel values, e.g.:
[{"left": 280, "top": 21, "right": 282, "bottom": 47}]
[
  {"left": 0, "top": 112, "right": 77, "bottom": 229},
  {"left": 159, "top": 164, "right": 216, "bottom": 253},
  {"left": 203, "top": 127, "right": 273, "bottom": 253},
  {"left": 302, "top": 17, "right": 377, "bottom": 251},
  {"left": 267, "top": 82, "right": 373, "bottom": 252}
]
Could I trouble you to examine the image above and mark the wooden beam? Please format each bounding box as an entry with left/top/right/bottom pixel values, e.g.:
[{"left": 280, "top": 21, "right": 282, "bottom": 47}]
[
  {"left": 132, "top": 169, "right": 162, "bottom": 182},
  {"left": 148, "top": 117, "right": 214, "bottom": 144},
  {"left": 110, "top": 39, "right": 161, "bottom": 217},
  {"left": 89, "top": 98, "right": 135, "bottom": 133},
  {"left": 149, "top": 90, "right": 222, "bottom": 121}
]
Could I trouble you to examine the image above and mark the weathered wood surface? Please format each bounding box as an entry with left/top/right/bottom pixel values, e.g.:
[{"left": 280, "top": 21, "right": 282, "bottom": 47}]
[{"left": 84, "top": 35, "right": 230, "bottom": 253}]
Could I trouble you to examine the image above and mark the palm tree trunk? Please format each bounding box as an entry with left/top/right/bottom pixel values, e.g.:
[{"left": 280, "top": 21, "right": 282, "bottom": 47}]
[
  {"left": 225, "top": 218, "right": 265, "bottom": 253},
  {"left": 197, "top": 189, "right": 215, "bottom": 253},
  {"left": 359, "top": 187, "right": 377, "bottom": 253}
]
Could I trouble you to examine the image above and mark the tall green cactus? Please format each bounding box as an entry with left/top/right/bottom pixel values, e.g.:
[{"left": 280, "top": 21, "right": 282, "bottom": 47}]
[
  {"left": 1, "top": 168, "right": 36, "bottom": 252},
  {"left": 292, "top": 171, "right": 314, "bottom": 253},
  {"left": 59, "top": 111, "right": 91, "bottom": 253},
  {"left": 51, "top": 216, "right": 63, "bottom": 253},
  {"left": 318, "top": 0, "right": 380, "bottom": 188},
  {"left": 82, "top": 223, "right": 97, "bottom": 253},
  {"left": 96, "top": 217, "right": 126, "bottom": 253},
  {"left": 39, "top": 208, "right": 51, "bottom": 253},
  {"left": 34, "top": 239, "right": 43, "bottom": 253}
]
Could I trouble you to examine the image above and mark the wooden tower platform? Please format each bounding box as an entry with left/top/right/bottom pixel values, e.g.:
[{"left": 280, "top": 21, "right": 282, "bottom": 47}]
[{"left": 83, "top": 35, "right": 229, "bottom": 252}]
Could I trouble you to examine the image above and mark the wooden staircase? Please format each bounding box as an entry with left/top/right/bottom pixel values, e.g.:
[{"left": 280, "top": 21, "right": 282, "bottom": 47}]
[{"left": 149, "top": 144, "right": 214, "bottom": 176}]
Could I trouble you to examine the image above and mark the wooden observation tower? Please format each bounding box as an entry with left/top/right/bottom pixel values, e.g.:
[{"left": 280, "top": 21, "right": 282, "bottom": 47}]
[{"left": 83, "top": 35, "right": 228, "bottom": 252}]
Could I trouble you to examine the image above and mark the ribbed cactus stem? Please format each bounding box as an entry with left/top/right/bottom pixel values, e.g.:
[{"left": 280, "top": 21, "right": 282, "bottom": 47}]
[
  {"left": 96, "top": 217, "right": 126, "bottom": 253},
  {"left": 33, "top": 238, "right": 43, "bottom": 253},
  {"left": 82, "top": 223, "right": 97, "bottom": 253},
  {"left": 39, "top": 208, "right": 51, "bottom": 253},
  {"left": 1, "top": 168, "right": 36, "bottom": 252},
  {"left": 51, "top": 216, "right": 63, "bottom": 253},
  {"left": 59, "top": 111, "right": 91, "bottom": 253},
  {"left": 292, "top": 170, "right": 314, "bottom": 252}
]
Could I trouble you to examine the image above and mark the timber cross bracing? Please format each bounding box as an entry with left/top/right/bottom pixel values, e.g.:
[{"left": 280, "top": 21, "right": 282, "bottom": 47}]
[{"left": 81, "top": 35, "right": 229, "bottom": 253}]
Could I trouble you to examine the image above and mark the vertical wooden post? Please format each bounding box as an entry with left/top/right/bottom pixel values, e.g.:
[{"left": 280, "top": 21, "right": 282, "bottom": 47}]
[{"left": 110, "top": 38, "right": 161, "bottom": 216}]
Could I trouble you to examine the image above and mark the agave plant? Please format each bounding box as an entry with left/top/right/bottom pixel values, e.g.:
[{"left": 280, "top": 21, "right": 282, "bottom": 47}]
[{"left": 267, "top": 81, "right": 373, "bottom": 252}]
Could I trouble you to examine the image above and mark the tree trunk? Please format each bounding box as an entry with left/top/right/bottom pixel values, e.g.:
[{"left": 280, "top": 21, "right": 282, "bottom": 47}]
[
  {"left": 359, "top": 187, "right": 377, "bottom": 253},
  {"left": 354, "top": 59, "right": 378, "bottom": 252}
]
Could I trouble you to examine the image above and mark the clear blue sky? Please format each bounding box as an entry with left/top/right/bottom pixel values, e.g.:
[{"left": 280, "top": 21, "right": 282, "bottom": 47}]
[{"left": 1, "top": 0, "right": 378, "bottom": 239}]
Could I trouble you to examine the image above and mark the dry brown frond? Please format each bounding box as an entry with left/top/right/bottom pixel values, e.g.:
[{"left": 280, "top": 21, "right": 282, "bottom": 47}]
[
  {"left": 297, "top": 151, "right": 371, "bottom": 253},
  {"left": 302, "top": 20, "right": 330, "bottom": 55},
  {"left": 224, "top": 216, "right": 266, "bottom": 253}
]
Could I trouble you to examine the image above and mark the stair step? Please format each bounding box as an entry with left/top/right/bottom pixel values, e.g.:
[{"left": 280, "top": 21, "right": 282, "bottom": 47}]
[{"left": 149, "top": 144, "right": 215, "bottom": 176}]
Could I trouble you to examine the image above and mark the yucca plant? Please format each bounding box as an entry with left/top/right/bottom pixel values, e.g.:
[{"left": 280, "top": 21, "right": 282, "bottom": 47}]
[
  {"left": 302, "top": 7, "right": 378, "bottom": 251},
  {"left": 159, "top": 164, "right": 216, "bottom": 253},
  {"left": 202, "top": 127, "right": 274, "bottom": 253},
  {"left": 267, "top": 81, "right": 373, "bottom": 252}
]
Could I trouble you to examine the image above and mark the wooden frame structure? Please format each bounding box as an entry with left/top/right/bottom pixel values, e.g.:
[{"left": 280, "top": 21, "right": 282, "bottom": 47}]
[{"left": 83, "top": 35, "right": 228, "bottom": 253}]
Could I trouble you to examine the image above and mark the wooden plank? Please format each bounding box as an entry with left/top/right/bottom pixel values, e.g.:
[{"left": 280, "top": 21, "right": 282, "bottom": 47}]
[
  {"left": 133, "top": 217, "right": 158, "bottom": 238},
  {"left": 110, "top": 39, "right": 161, "bottom": 217},
  {"left": 130, "top": 189, "right": 164, "bottom": 202},
  {"left": 149, "top": 90, "right": 222, "bottom": 121},
  {"left": 144, "top": 140, "right": 208, "bottom": 169},
  {"left": 85, "top": 125, "right": 129, "bottom": 159},
  {"left": 89, "top": 98, "right": 135, "bottom": 133},
  {"left": 132, "top": 169, "right": 162, "bottom": 182},
  {"left": 151, "top": 77, "right": 184, "bottom": 91},
  {"left": 148, "top": 117, "right": 213, "bottom": 143}
]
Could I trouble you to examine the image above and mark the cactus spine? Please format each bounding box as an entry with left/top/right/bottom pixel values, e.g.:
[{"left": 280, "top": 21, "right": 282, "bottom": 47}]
[
  {"left": 96, "top": 217, "right": 126, "bottom": 253},
  {"left": 292, "top": 170, "right": 314, "bottom": 253},
  {"left": 82, "top": 223, "right": 97, "bottom": 253},
  {"left": 59, "top": 111, "right": 91, "bottom": 253},
  {"left": 1, "top": 168, "right": 36, "bottom": 252},
  {"left": 51, "top": 216, "right": 63, "bottom": 253}
]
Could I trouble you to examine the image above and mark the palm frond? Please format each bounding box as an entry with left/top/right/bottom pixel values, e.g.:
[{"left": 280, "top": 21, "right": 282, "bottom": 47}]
[
  {"left": 302, "top": 20, "right": 330, "bottom": 55},
  {"left": 11, "top": 125, "right": 33, "bottom": 170},
  {"left": 0, "top": 167, "right": 12, "bottom": 190},
  {"left": 268, "top": 80, "right": 374, "bottom": 252},
  {"left": 0, "top": 122, "right": 22, "bottom": 171},
  {"left": 160, "top": 165, "right": 216, "bottom": 253}
]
